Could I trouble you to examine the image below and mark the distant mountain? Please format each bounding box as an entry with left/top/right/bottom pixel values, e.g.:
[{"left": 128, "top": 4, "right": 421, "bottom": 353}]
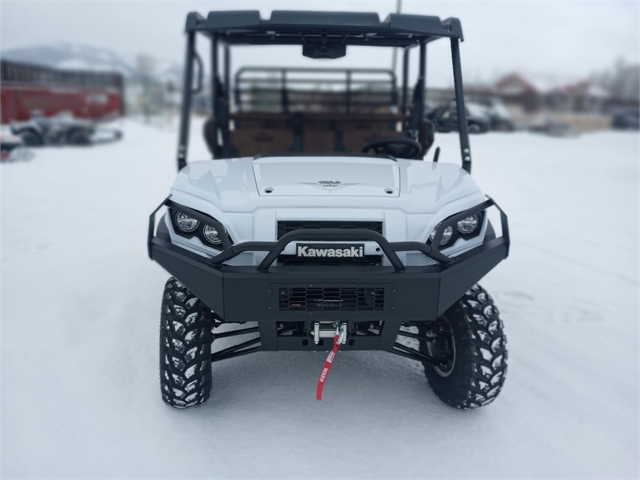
[{"left": 1, "top": 43, "right": 183, "bottom": 85}]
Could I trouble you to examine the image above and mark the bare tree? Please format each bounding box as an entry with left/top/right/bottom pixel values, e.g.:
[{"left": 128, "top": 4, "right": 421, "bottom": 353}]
[{"left": 592, "top": 58, "right": 640, "bottom": 104}]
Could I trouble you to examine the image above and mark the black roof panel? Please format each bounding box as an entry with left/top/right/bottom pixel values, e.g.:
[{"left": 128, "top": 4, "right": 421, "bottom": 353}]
[
  {"left": 269, "top": 11, "right": 383, "bottom": 27},
  {"left": 186, "top": 10, "right": 463, "bottom": 46}
]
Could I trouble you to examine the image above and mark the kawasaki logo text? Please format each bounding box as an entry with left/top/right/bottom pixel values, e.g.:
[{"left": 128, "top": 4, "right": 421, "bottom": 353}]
[{"left": 296, "top": 244, "right": 364, "bottom": 258}]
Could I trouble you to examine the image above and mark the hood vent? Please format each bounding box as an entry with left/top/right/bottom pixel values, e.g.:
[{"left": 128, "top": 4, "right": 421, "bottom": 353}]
[{"left": 253, "top": 156, "right": 400, "bottom": 197}]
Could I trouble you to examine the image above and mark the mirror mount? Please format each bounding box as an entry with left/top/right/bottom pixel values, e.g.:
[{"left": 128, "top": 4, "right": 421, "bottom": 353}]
[{"left": 302, "top": 34, "right": 346, "bottom": 59}]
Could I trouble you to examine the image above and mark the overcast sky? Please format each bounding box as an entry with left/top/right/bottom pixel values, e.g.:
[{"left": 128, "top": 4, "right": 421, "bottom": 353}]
[{"left": 2, "top": 0, "right": 638, "bottom": 87}]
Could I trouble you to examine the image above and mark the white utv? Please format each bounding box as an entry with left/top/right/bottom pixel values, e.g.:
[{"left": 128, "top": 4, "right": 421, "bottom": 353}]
[{"left": 148, "top": 10, "right": 510, "bottom": 409}]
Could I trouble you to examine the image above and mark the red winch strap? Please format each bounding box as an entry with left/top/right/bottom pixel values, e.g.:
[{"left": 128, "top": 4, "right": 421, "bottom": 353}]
[{"left": 316, "top": 334, "right": 341, "bottom": 401}]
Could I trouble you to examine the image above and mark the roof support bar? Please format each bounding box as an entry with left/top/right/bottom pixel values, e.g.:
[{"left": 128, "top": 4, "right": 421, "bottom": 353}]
[
  {"left": 211, "top": 35, "right": 218, "bottom": 118},
  {"left": 211, "top": 36, "right": 231, "bottom": 158},
  {"left": 416, "top": 41, "right": 426, "bottom": 127},
  {"left": 419, "top": 41, "right": 426, "bottom": 85},
  {"left": 222, "top": 43, "right": 231, "bottom": 155},
  {"left": 406, "top": 41, "right": 426, "bottom": 140},
  {"left": 450, "top": 38, "right": 471, "bottom": 174},
  {"left": 401, "top": 47, "right": 409, "bottom": 115},
  {"left": 223, "top": 43, "right": 230, "bottom": 109},
  {"left": 177, "top": 31, "right": 196, "bottom": 171}
]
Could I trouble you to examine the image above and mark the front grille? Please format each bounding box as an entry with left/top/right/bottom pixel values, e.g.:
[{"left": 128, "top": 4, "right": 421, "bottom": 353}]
[
  {"left": 277, "top": 220, "right": 383, "bottom": 239},
  {"left": 279, "top": 286, "right": 385, "bottom": 311}
]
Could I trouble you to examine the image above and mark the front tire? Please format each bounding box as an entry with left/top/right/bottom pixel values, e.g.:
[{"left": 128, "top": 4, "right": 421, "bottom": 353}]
[
  {"left": 420, "top": 284, "right": 508, "bottom": 409},
  {"left": 160, "top": 277, "right": 213, "bottom": 408}
]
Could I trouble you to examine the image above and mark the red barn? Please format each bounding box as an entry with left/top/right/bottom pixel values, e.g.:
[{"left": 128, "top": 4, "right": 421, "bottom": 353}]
[{"left": 1, "top": 60, "right": 124, "bottom": 124}]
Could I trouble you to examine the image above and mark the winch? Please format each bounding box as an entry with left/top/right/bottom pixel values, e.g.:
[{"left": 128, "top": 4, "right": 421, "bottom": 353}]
[{"left": 312, "top": 321, "right": 348, "bottom": 345}]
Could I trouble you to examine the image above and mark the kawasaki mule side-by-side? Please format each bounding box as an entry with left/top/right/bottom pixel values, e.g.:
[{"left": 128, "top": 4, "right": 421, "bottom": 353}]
[{"left": 148, "top": 10, "right": 510, "bottom": 409}]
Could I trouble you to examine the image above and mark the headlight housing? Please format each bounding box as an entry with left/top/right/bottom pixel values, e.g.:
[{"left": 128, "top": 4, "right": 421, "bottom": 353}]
[
  {"left": 428, "top": 211, "right": 484, "bottom": 248},
  {"left": 169, "top": 208, "right": 231, "bottom": 251}
]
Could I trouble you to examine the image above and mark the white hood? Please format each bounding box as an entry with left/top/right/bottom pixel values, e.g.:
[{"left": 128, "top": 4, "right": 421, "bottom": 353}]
[
  {"left": 252, "top": 156, "right": 400, "bottom": 197},
  {"left": 171, "top": 155, "right": 483, "bottom": 216},
  {"left": 168, "top": 155, "right": 487, "bottom": 264}
]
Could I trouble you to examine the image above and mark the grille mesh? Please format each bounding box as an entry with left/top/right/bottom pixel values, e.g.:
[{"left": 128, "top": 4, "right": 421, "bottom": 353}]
[
  {"left": 277, "top": 221, "right": 383, "bottom": 239},
  {"left": 279, "top": 287, "right": 385, "bottom": 311}
]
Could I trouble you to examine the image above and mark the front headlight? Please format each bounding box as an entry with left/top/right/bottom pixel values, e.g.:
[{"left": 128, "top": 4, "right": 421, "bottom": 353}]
[
  {"left": 203, "top": 224, "right": 222, "bottom": 245},
  {"left": 169, "top": 207, "right": 232, "bottom": 252},
  {"left": 456, "top": 214, "right": 479, "bottom": 234},
  {"left": 175, "top": 212, "right": 199, "bottom": 232},
  {"left": 430, "top": 223, "right": 454, "bottom": 246}
]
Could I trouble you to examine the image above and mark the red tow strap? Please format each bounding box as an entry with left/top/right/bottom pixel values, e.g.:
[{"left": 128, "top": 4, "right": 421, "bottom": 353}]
[{"left": 316, "top": 334, "right": 342, "bottom": 400}]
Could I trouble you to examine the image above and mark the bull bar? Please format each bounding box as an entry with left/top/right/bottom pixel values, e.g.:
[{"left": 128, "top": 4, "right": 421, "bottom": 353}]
[{"left": 148, "top": 197, "right": 509, "bottom": 360}]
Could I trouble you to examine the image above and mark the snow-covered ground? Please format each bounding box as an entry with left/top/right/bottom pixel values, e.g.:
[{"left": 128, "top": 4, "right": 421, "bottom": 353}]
[{"left": 2, "top": 121, "right": 638, "bottom": 478}]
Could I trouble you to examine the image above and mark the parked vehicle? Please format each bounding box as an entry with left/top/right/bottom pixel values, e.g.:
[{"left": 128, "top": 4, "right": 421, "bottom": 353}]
[
  {"left": 611, "top": 108, "right": 639, "bottom": 130},
  {"left": 529, "top": 116, "right": 573, "bottom": 137},
  {"left": 427, "top": 101, "right": 490, "bottom": 133},
  {"left": 1, "top": 59, "right": 123, "bottom": 124},
  {"left": 484, "top": 98, "right": 516, "bottom": 131},
  {"left": 148, "top": 10, "right": 510, "bottom": 410},
  {"left": 10, "top": 111, "right": 121, "bottom": 146},
  {"left": 0, "top": 133, "right": 28, "bottom": 161}
]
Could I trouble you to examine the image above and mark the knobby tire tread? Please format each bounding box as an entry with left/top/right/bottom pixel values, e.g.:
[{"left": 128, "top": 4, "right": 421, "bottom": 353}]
[
  {"left": 422, "top": 284, "right": 508, "bottom": 409},
  {"left": 159, "top": 277, "right": 213, "bottom": 408}
]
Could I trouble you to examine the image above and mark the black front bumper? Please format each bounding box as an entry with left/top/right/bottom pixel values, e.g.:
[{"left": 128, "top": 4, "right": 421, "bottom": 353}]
[{"left": 148, "top": 198, "right": 509, "bottom": 352}]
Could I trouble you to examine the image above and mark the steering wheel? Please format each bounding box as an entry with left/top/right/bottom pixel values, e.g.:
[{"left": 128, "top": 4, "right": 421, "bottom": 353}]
[{"left": 362, "top": 137, "right": 423, "bottom": 159}]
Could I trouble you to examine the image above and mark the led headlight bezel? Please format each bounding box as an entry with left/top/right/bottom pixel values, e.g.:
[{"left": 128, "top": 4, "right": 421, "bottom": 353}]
[
  {"left": 428, "top": 211, "right": 485, "bottom": 248},
  {"left": 456, "top": 213, "right": 480, "bottom": 234},
  {"left": 174, "top": 212, "right": 200, "bottom": 233},
  {"left": 429, "top": 223, "right": 454, "bottom": 246},
  {"left": 169, "top": 208, "right": 232, "bottom": 251},
  {"left": 203, "top": 224, "right": 222, "bottom": 245}
]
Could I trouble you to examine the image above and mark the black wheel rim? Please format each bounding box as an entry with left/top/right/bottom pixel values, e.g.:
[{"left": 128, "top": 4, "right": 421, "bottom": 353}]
[{"left": 425, "top": 317, "right": 456, "bottom": 377}]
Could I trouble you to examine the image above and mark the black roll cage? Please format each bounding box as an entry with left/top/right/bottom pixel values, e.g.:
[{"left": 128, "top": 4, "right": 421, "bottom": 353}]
[{"left": 176, "top": 10, "right": 472, "bottom": 174}]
